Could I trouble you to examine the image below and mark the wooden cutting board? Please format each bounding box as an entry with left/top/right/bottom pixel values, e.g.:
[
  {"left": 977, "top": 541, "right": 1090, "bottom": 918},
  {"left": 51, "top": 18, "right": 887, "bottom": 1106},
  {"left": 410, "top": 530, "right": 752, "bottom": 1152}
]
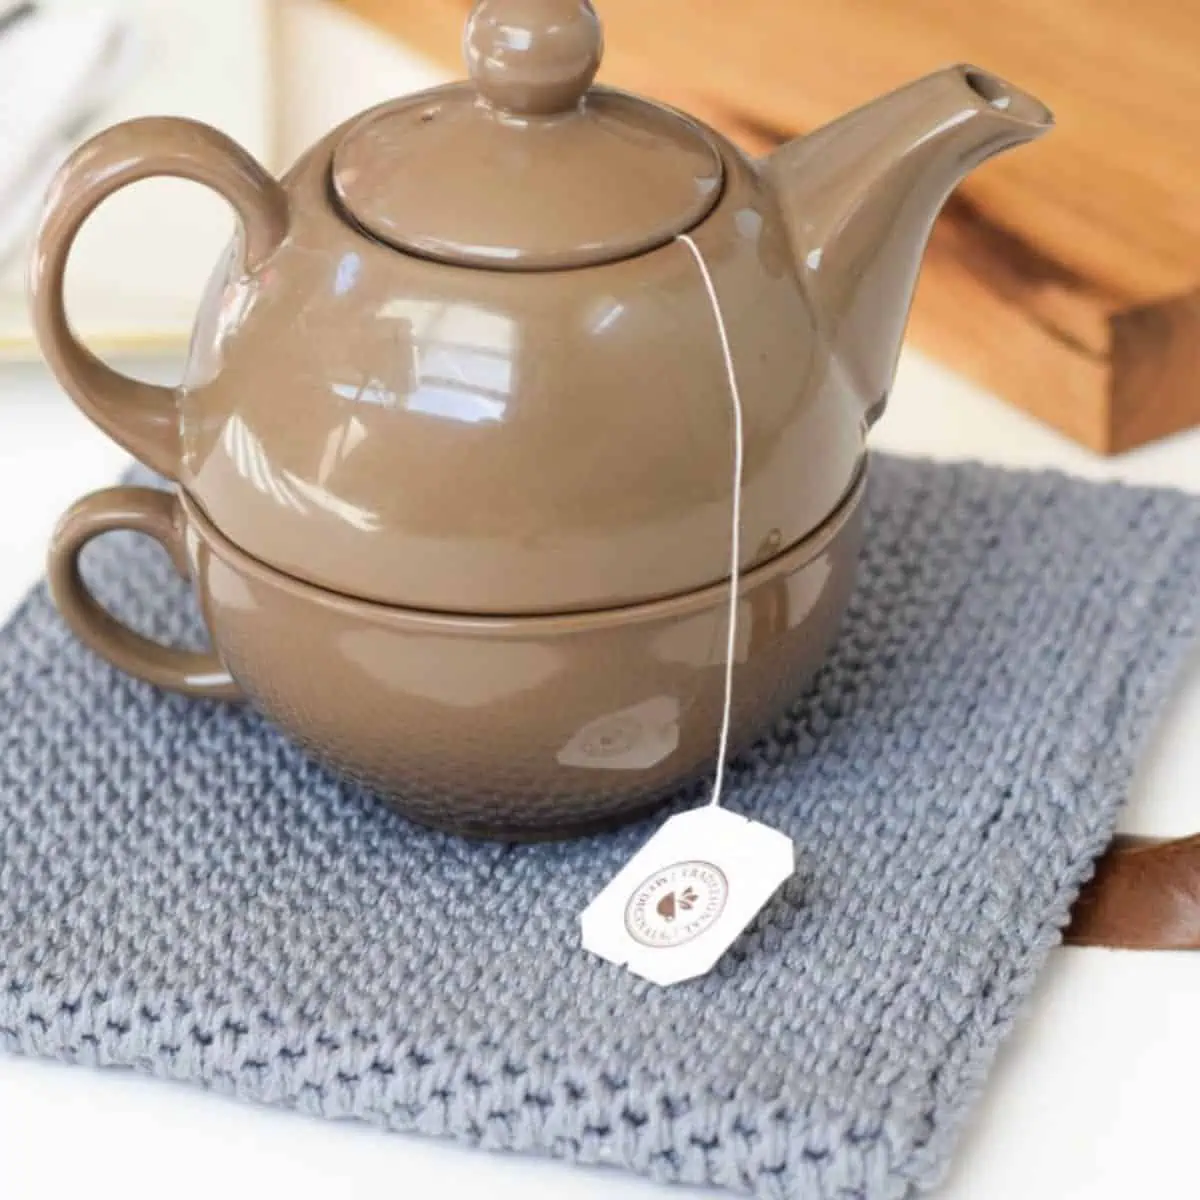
[{"left": 340, "top": 0, "right": 1200, "bottom": 454}]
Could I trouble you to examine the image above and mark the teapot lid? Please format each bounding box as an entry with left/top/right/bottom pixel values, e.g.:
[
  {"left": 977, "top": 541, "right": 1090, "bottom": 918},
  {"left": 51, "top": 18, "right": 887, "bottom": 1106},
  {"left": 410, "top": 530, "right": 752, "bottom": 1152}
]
[{"left": 329, "top": 0, "right": 725, "bottom": 270}]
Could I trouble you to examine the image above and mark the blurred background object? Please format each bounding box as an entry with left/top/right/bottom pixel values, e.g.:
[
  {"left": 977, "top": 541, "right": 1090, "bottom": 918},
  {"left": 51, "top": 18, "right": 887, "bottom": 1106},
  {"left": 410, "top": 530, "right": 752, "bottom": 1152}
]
[
  {"left": 0, "top": 0, "right": 274, "bottom": 361},
  {"left": 340, "top": 0, "right": 1200, "bottom": 456},
  {"left": 0, "top": 2, "right": 142, "bottom": 272}
]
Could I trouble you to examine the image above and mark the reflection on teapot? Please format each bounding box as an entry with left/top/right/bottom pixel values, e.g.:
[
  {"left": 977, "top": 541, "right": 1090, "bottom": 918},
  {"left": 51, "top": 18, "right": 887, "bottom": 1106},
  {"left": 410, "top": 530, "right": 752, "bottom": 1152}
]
[{"left": 34, "top": 0, "right": 1050, "bottom": 840}]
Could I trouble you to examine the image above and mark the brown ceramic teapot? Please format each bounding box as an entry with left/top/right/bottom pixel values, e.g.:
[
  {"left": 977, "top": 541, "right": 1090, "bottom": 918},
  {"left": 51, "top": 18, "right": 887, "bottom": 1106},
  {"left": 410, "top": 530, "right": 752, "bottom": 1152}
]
[{"left": 34, "top": 0, "right": 1051, "bottom": 840}]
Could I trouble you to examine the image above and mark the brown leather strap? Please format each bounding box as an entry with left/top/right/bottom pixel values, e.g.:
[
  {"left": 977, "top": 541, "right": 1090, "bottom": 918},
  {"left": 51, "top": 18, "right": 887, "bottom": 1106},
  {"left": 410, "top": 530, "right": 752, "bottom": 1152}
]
[{"left": 1066, "top": 834, "right": 1200, "bottom": 949}]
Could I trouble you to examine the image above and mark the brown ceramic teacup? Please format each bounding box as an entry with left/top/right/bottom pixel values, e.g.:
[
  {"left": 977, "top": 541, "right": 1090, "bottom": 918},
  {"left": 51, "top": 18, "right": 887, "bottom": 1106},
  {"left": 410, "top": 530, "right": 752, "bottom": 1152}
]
[{"left": 47, "top": 472, "right": 863, "bottom": 840}]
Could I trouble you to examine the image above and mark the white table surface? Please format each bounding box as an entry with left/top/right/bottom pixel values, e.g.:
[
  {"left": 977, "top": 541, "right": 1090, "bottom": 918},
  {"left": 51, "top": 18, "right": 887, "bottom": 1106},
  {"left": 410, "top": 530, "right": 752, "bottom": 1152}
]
[{"left": 2, "top": 3, "right": 1200, "bottom": 1197}]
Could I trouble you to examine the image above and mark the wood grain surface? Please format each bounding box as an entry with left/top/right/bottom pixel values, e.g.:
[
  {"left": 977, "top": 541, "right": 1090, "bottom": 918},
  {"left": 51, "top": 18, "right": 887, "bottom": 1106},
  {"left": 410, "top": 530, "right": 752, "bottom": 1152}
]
[{"left": 342, "top": 0, "right": 1200, "bottom": 453}]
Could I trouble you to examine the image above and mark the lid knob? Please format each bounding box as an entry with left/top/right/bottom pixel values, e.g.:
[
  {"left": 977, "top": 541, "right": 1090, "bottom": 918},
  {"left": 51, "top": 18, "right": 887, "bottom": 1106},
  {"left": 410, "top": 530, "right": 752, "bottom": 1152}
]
[{"left": 465, "top": 0, "right": 603, "bottom": 116}]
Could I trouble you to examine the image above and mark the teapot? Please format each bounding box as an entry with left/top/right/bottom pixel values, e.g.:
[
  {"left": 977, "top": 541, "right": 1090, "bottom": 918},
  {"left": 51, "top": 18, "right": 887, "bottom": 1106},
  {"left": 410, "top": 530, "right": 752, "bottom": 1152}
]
[{"left": 34, "top": 0, "right": 1051, "bottom": 839}]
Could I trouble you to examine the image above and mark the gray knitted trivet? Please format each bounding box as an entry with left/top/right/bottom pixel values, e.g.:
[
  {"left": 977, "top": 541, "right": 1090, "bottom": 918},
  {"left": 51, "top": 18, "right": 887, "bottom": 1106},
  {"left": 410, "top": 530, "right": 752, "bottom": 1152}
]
[{"left": 2, "top": 455, "right": 1199, "bottom": 1199}]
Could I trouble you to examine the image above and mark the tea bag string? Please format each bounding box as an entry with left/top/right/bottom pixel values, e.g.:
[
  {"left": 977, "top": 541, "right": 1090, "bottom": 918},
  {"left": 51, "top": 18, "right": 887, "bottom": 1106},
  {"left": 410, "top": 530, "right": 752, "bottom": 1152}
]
[{"left": 676, "top": 233, "right": 744, "bottom": 810}]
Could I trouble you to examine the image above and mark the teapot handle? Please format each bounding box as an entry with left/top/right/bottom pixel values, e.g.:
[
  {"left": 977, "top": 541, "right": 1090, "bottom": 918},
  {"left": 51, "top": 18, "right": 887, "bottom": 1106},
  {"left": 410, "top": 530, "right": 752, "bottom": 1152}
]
[{"left": 29, "top": 117, "right": 289, "bottom": 479}]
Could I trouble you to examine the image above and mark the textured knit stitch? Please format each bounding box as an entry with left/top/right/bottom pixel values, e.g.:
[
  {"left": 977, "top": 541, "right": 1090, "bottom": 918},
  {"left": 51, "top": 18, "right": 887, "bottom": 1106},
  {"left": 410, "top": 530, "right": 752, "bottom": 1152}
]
[{"left": 1, "top": 455, "right": 1199, "bottom": 1200}]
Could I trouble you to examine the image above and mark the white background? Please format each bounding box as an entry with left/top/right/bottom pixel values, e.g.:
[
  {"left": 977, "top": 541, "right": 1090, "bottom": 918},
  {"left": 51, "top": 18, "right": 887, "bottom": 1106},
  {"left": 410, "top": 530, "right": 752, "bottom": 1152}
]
[{"left": 1, "top": 2, "right": 1199, "bottom": 1197}]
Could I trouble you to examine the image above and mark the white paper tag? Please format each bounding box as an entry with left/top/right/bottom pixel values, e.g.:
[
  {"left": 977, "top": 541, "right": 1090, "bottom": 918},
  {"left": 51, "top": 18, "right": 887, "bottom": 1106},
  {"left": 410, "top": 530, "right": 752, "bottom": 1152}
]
[{"left": 580, "top": 806, "right": 795, "bottom": 987}]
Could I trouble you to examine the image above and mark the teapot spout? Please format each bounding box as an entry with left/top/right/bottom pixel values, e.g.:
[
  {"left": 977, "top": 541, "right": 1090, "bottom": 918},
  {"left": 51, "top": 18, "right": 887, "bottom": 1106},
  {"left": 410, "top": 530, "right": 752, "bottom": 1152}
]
[{"left": 765, "top": 65, "right": 1052, "bottom": 425}]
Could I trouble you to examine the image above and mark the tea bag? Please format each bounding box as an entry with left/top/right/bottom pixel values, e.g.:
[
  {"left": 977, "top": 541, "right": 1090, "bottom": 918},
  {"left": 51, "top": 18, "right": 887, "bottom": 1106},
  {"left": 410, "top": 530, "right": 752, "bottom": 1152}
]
[{"left": 580, "top": 234, "right": 796, "bottom": 986}]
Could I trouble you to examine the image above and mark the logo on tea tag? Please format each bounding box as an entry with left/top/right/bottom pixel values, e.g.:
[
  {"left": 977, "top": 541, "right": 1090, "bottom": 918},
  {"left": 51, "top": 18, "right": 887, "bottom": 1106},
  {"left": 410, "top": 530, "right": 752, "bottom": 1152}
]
[
  {"left": 624, "top": 860, "right": 728, "bottom": 948},
  {"left": 581, "top": 806, "right": 794, "bottom": 987}
]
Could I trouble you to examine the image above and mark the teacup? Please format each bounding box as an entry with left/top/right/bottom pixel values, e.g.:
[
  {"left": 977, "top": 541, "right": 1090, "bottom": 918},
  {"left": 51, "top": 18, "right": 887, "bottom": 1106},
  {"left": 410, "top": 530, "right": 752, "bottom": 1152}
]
[{"left": 47, "top": 471, "right": 864, "bottom": 840}]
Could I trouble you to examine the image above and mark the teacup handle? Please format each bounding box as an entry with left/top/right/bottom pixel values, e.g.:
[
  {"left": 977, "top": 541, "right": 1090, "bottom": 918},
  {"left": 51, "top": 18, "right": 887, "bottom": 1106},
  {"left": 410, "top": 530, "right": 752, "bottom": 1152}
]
[
  {"left": 29, "top": 117, "right": 289, "bottom": 479},
  {"left": 47, "top": 486, "right": 242, "bottom": 701}
]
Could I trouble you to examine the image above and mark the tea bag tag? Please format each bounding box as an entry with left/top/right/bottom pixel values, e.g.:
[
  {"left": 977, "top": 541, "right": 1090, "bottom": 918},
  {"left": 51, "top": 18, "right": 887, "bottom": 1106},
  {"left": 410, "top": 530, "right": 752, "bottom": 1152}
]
[
  {"left": 580, "top": 231, "right": 793, "bottom": 988},
  {"left": 580, "top": 807, "right": 794, "bottom": 987}
]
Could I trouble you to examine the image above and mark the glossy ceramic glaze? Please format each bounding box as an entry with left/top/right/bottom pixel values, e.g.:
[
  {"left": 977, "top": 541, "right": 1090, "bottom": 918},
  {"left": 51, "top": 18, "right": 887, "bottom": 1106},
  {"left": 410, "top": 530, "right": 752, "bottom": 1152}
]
[
  {"left": 34, "top": 0, "right": 1052, "bottom": 839},
  {"left": 171, "top": 125, "right": 863, "bottom": 615},
  {"left": 332, "top": 1, "right": 727, "bottom": 271},
  {"left": 766, "top": 67, "right": 1054, "bottom": 423},
  {"left": 48, "top": 472, "right": 864, "bottom": 840},
  {"left": 30, "top": 0, "right": 1050, "bottom": 616}
]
